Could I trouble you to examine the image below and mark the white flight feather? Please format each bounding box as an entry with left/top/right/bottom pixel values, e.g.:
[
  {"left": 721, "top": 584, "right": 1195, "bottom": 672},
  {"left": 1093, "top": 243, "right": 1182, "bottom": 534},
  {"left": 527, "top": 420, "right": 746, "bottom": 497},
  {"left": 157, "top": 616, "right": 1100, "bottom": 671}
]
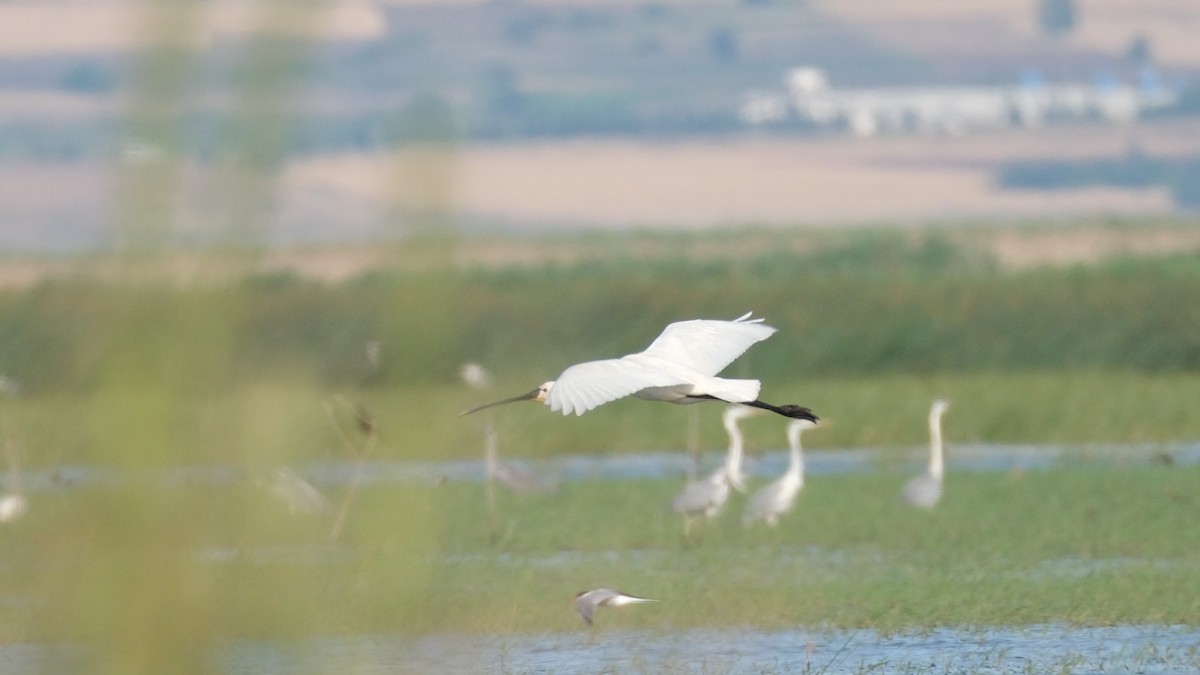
[
  {"left": 639, "top": 312, "right": 776, "bottom": 377},
  {"left": 548, "top": 359, "right": 689, "bottom": 416}
]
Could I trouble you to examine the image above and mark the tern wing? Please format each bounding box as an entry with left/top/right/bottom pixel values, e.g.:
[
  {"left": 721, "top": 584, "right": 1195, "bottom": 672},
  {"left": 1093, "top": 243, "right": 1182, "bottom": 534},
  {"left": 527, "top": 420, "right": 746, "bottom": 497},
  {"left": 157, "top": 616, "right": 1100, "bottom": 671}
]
[
  {"left": 574, "top": 595, "right": 596, "bottom": 625},
  {"left": 639, "top": 312, "right": 777, "bottom": 376},
  {"left": 548, "top": 359, "right": 686, "bottom": 416}
]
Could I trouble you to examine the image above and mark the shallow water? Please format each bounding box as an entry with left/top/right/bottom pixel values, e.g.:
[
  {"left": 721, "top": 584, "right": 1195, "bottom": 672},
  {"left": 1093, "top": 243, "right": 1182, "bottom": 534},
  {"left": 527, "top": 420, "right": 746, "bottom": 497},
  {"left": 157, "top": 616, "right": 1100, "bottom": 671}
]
[
  {"left": 217, "top": 623, "right": 1200, "bottom": 674},
  {"left": 17, "top": 441, "right": 1200, "bottom": 494},
  {"left": 4, "top": 624, "right": 1193, "bottom": 674},
  {"left": 288, "top": 440, "right": 1200, "bottom": 487}
]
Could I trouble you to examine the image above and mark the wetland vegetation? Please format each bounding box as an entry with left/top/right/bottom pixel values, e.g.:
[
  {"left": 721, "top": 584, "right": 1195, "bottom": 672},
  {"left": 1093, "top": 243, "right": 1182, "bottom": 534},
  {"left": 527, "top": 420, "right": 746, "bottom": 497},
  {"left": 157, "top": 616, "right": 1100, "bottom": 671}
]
[{"left": 0, "top": 222, "right": 1197, "bottom": 671}]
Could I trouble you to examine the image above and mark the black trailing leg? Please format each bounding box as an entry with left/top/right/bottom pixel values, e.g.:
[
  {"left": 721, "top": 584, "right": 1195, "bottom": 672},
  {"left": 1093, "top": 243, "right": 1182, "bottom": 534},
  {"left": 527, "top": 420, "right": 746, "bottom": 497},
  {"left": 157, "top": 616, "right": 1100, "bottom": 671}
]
[{"left": 692, "top": 395, "right": 818, "bottom": 422}]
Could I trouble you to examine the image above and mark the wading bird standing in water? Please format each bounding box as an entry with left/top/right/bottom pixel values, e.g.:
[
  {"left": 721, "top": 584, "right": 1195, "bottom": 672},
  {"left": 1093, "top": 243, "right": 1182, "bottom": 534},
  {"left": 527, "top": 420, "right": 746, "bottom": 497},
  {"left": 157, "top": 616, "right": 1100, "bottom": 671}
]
[
  {"left": 573, "top": 588, "right": 657, "bottom": 626},
  {"left": 901, "top": 398, "right": 950, "bottom": 509},
  {"left": 743, "top": 418, "right": 818, "bottom": 527},
  {"left": 482, "top": 420, "right": 556, "bottom": 495},
  {"left": 460, "top": 313, "right": 817, "bottom": 421},
  {"left": 671, "top": 405, "right": 757, "bottom": 535}
]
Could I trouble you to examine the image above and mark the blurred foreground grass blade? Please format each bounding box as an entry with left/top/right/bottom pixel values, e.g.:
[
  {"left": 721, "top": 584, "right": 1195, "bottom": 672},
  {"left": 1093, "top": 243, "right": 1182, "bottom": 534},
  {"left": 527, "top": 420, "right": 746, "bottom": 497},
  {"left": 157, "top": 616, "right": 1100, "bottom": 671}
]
[
  {"left": 116, "top": 0, "right": 204, "bottom": 254},
  {"left": 38, "top": 295, "right": 248, "bottom": 673},
  {"left": 209, "top": 1, "right": 320, "bottom": 248},
  {"left": 13, "top": 1, "right": 441, "bottom": 671}
]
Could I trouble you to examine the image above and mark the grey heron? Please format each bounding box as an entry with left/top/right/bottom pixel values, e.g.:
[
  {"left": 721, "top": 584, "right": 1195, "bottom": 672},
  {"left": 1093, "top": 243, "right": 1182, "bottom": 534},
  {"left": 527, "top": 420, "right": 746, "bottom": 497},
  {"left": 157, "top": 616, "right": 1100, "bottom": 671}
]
[
  {"left": 483, "top": 420, "right": 556, "bottom": 494},
  {"left": 671, "top": 405, "right": 758, "bottom": 533}
]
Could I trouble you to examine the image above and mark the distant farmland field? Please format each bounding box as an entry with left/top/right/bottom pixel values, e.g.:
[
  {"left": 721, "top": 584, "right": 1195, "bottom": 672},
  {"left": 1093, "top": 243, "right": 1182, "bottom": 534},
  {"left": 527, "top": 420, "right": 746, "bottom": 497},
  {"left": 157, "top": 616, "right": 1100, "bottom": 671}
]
[{"left": 2, "top": 122, "right": 1198, "bottom": 254}]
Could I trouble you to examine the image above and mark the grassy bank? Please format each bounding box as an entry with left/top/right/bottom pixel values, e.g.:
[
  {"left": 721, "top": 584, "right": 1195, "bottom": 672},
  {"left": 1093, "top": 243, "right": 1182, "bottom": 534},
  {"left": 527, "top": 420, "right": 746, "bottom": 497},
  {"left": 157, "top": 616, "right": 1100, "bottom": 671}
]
[
  {"left": 5, "top": 370, "right": 1200, "bottom": 467},
  {"left": 3, "top": 463, "right": 1197, "bottom": 643},
  {"left": 408, "top": 464, "right": 1200, "bottom": 634}
]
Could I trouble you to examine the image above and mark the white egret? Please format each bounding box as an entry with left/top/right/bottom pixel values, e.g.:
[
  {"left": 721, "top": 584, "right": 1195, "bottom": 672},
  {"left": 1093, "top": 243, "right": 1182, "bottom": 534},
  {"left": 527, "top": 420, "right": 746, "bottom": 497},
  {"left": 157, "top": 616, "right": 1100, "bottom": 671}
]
[
  {"left": 743, "top": 418, "right": 818, "bottom": 527},
  {"left": 0, "top": 405, "right": 26, "bottom": 524},
  {"left": 671, "top": 405, "right": 758, "bottom": 533},
  {"left": 459, "top": 362, "right": 491, "bottom": 389},
  {"left": 0, "top": 494, "right": 26, "bottom": 523},
  {"left": 460, "top": 313, "right": 817, "bottom": 421},
  {"left": 573, "top": 588, "right": 656, "bottom": 626},
  {"left": 901, "top": 398, "right": 950, "bottom": 509},
  {"left": 463, "top": 362, "right": 545, "bottom": 491}
]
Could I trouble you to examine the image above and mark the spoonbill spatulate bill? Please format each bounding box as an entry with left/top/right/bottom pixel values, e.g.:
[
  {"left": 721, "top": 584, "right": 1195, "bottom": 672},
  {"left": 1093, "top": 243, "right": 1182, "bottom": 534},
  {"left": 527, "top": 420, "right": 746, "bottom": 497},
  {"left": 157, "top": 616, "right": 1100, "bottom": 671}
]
[{"left": 460, "top": 313, "right": 817, "bottom": 421}]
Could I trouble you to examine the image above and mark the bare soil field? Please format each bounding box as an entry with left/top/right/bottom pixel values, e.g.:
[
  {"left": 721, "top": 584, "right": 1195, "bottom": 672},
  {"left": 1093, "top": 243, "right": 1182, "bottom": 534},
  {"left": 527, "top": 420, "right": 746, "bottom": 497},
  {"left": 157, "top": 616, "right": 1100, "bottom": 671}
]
[
  {"left": 0, "top": 1, "right": 385, "bottom": 56},
  {"left": 285, "top": 121, "right": 1196, "bottom": 231},
  {"left": 1, "top": 120, "right": 1197, "bottom": 264}
]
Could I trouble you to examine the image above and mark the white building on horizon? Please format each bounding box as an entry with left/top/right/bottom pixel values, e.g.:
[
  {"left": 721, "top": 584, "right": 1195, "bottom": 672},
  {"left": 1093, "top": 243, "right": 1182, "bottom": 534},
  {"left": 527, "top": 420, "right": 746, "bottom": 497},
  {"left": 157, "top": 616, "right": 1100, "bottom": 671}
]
[{"left": 740, "top": 66, "right": 1180, "bottom": 136}]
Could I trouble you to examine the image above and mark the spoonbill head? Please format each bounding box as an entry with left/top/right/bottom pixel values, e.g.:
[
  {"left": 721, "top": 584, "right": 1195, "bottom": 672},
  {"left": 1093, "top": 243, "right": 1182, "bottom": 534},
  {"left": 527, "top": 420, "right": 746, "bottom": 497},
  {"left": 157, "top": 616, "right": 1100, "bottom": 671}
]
[{"left": 459, "top": 382, "right": 552, "bottom": 416}]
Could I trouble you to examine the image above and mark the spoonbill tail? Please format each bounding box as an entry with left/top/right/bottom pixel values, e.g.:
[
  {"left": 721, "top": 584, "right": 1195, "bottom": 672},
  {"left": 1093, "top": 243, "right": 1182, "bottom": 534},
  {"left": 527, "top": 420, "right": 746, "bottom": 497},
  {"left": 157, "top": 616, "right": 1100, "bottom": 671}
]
[
  {"left": 901, "top": 398, "right": 950, "bottom": 509},
  {"left": 460, "top": 313, "right": 817, "bottom": 421},
  {"left": 573, "top": 588, "right": 656, "bottom": 626},
  {"left": 743, "top": 418, "right": 817, "bottom": 527}
]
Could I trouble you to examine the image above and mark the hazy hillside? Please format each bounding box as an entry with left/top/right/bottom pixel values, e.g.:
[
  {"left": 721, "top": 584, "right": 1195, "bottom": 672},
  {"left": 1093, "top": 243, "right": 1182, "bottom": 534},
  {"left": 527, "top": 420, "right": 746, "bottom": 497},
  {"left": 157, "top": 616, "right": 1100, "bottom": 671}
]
[{"left": 0, "top": 0, "right": 1198, "bottom": 252}]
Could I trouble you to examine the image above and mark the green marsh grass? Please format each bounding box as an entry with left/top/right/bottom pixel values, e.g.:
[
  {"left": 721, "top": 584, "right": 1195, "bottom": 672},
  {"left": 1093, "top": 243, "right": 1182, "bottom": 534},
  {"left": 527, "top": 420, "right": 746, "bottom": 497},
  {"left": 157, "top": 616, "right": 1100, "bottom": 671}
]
[
  {"left": 399, "top": 464, "right": 1200, "bottom": 634},
  {"left": 5, "top": 441, "right": 1199, "bottom": 643}
]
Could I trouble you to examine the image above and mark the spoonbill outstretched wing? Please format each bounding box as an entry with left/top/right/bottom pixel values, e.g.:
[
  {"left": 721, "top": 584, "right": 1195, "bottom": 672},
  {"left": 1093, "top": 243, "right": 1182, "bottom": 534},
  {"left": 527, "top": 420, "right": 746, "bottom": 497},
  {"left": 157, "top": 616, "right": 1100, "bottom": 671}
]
[{"left": 461, "top": 313, "right": 816, "bottom": 421}]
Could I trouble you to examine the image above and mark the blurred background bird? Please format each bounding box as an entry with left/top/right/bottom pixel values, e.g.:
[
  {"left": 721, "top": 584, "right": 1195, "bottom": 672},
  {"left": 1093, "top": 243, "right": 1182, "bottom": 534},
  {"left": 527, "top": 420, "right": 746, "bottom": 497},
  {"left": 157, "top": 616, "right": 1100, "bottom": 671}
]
[
  {"left": 671, "top": 405, "right": 758, "bottom": 536},
  {"left": 902, "top": 398, "right": 950, "bottom": 509},
  {"left": 744, "top": 418, "right": 818, "bottom": 527}
]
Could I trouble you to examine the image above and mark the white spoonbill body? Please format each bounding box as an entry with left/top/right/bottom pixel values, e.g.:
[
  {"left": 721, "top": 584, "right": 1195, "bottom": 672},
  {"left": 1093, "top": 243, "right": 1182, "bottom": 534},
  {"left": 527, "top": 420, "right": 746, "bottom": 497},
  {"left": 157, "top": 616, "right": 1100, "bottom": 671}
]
[
  {"left": 573, "top": 588, "right": 656, "bottom": 626},
  {"left": 743, "top": 418, "right": 817, "bottom": 527},
  {"left": 902, "top": 398, "right": 950, "bottom": 509},
  {"left": 460, "top": 313, "right": 817, "bottom": 421},
  {"left": 671, "top": 405, "right": 757, "bottom": 532}
]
